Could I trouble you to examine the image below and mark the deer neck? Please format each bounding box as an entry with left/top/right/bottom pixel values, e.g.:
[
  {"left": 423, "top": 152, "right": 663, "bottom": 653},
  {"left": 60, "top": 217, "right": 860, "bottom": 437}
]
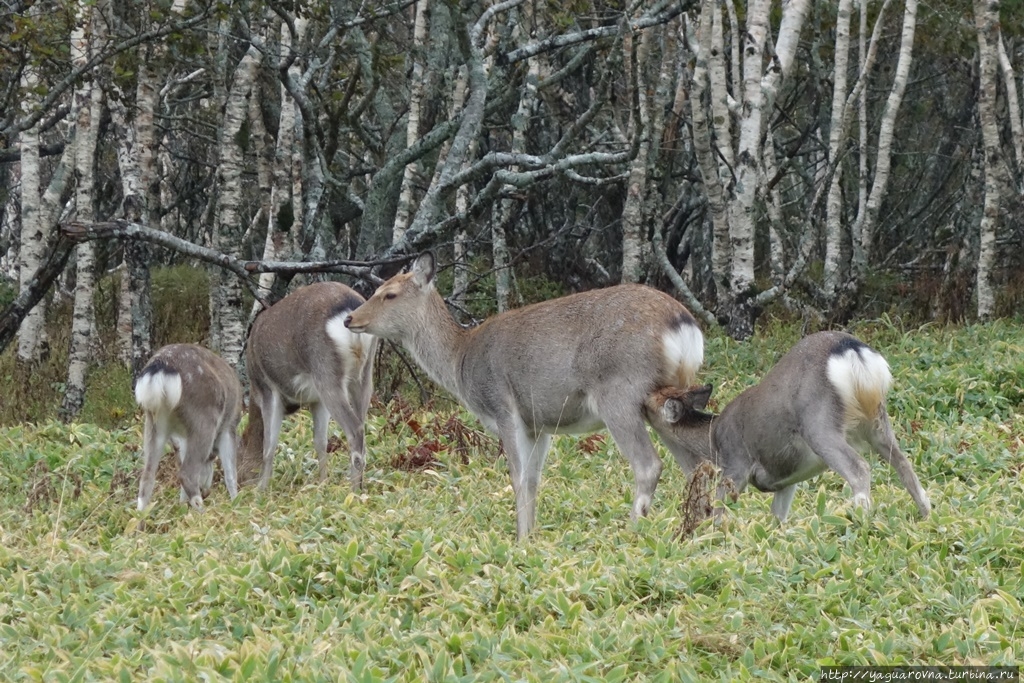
[{"left": 403, "top": 290, "right": 470, "bottom": 399}]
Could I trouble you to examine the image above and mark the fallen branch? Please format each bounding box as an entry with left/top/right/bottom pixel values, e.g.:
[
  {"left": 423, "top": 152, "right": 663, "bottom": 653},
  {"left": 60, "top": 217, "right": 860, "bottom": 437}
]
[{"left": 61, "top": 218, "right": 407, "bottom": 294}]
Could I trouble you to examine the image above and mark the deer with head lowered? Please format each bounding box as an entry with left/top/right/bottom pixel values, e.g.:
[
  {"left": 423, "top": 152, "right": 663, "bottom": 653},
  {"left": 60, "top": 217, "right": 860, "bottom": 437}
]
[
  {"left": 645, "top": 331, "right": 931, "bottom": 521},
  {"left": 344, "top": 252, "right": 705, "bottom": 539},
  {"left": 240, "top": 282, "right": 377, "bottom": 490},
  {"left": 134, "top": 344, "right": 242, "bottom": 511}
]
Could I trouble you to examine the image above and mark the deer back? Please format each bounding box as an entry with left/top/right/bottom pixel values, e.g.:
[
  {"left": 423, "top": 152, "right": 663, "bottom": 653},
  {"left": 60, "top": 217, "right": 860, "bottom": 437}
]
[
  {"left": 347, "top": 253, "right": 703, "bottom": 435},
  {"left": 136, "top": 343, "right": 242, "bottom": 427},
  {"left": 246, "top": 282, "right": 376, "bottom": 405}
]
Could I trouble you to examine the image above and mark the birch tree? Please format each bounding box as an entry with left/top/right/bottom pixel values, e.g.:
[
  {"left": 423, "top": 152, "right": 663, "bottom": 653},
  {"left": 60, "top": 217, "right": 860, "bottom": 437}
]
[
  {"left": 211, "top": 44, "right": 262, "bottom": 366},
  {"left": 252, "top": 16, "right": 307, "bottom": 312},
  {"left": 112, "top": 0, "right": 192, "bottom": 377},
  {"left": 16, "top": 33, "right": 47, "bottom": 364},
  {"left": 973, "top": 0, "right": 1006, "bottom": 319},
  {"left": 689, "top": 0, "right": 810, "bottom": 338},
  {"left": 393, "top": 0, "right": 431, "bottom": 245},
  {"left": 61, "top": 0, "right": 105, "bottom": 419},
  {"left": 854, "top": 0, "right": 918, "bottom": 275},
  {"left": 823, "top": 0, "right": 854, "bottom": 299}
]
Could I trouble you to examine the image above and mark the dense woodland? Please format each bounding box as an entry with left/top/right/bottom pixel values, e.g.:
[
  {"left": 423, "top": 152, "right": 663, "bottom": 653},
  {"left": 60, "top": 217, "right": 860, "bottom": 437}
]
[{"left": 1, "top": 0, "right": 1023, "bottom": 421}]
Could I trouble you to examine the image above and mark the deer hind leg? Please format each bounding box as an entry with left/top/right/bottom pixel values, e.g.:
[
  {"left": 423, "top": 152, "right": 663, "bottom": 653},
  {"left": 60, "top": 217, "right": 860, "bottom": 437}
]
[
  {"left": 862, "top": 410, "right": 931, "bottom": 518},
  {"left": 802, "top": 429, "right": 872, "bottom": 511},
  {"left": 217, "top": 427, "right": 239, "bottom": 501},
  {"left": 600, "top": 402, "right": 664, "bottom": 522},
  {"left": 257, "top": 390, "right": 285, "bottom": 490},
  {"left": 180, "top": 423, "right": 218, "bottom": 511},
  {"left": 318, "top": 385, "right": 368, "bottom": 491},
  {"left": 138, "top": 413, "right": 170, "bottom": 511}
]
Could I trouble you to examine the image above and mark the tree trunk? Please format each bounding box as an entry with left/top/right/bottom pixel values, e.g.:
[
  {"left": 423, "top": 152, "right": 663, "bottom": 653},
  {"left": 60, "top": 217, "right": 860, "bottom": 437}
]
[
  {"left": 621, "top": 24, "right": 659, "bottom": 284},
  {"left": 253, "top": 17, "right": 305, "bottom": 313},
  {"left": 393, "top": 0, "right": 431, "bottom": 245},
  {"left": 996, "top": 30, "right": 1023, "bottom": 177},
  {"left": 851, "top": 0, "right": 869, "bottom": 274},
  {"left": 16, "top": 61, "right": 47, "bottom": 364},
  {"left": 858, "top": 0, "right": 918, "bottom": 266},
  {"left": 61, "top": 0, "right": 104, "bottom": 419},
  {"left": 113, "top": 0, "right": 183, "bottom": 376},
  {"left": 690, "top": 0, "right": 731, "bottom": 303},
  {"left": 974, "top": 0, "right": 1004, "bottom": 319},
  {"left": 728, "top": 0, "right": 770, "bottom": 302},
  {"left": 824, "top": 0, "right": 853, "bottom": 299},
  {"left": 211, "top": 45, "right": 262, "bottom": 366}
]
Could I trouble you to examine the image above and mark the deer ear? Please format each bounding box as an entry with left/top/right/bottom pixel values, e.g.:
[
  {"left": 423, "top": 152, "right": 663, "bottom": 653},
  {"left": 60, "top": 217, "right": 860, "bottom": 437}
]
[
  {"left": 411, "top": 252, "right": 436, "bottom": 287},
  {"left": 689, "top": 384, "right": 713, "bottom": 411}
]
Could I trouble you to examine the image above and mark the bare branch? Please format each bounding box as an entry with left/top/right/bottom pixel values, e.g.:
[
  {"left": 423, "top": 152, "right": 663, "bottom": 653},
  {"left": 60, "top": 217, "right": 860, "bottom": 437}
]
[
  {"left": 504, "top": 1, "right": 697, "bottom": 64},
  {"left": 651, "top": 229, "right": 718, "bottom": 328},
  {"left": 59, "top": 220, "right": 399, "bottom": 303}
]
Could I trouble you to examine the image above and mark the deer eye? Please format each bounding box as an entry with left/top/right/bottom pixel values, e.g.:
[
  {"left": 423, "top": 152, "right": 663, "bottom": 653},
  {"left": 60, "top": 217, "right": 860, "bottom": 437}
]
[{"left": 384, "top": 292, "right": 397, "bottom": 300}]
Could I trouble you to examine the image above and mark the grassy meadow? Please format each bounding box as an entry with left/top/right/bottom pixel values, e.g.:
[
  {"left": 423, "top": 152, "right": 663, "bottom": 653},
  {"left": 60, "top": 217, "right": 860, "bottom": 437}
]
[{"left": 1, "top": 318, "right": 1022, "bottom": 681}]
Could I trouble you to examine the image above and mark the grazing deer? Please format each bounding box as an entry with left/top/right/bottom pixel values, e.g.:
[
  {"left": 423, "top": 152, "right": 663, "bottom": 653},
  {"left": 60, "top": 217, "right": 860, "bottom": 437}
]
[
  {"left": 645, "top": 331, "right": 931, "bottom": 521},
  {"left": 344, "top": 252, "right": 705, "bottom": 539},
  {"left": 240, "top": 282, "right": 377, "bottom": 490},
  {"left": 134, "top": 344, "right": 242, "bottom": 511}
]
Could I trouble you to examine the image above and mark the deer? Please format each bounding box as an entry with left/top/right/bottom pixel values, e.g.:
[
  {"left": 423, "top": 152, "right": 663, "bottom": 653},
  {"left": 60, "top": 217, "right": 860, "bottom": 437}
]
[
  {"left": 240, "top": 281, "right": 378, "bottom": 491},
  {"left": 343, "top": 252, "right": 705, "bottom": 539},
  {"left": 644, "top": 331, "right": 932, "bottom": 522},
  {"left": 134, "top": 343, "right": 242, "bottom": 511}
]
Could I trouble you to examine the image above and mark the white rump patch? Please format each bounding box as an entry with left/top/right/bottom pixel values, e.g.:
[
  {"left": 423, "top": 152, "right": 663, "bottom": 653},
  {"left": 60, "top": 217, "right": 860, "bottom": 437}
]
[
  {"left": 134, "top": 370, "right": 183, "bottom": 414},
  {"left": 662, "top": 322, "right": 704, "bottom": 388},
  {"left": 326, "top": 313, "right": 372, "bottom": 355},
  {"left": 325, "top": 312, "right": 375, "bottom": 391},
  {"left": 826, "top": 346, "right": 892, "bottom": 426}
]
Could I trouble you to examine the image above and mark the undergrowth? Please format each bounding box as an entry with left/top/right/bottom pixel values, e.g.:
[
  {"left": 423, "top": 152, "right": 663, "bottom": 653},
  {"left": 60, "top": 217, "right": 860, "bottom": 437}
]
[{"left": 1, "top": 321, "right": 1022, "bottom": 680}]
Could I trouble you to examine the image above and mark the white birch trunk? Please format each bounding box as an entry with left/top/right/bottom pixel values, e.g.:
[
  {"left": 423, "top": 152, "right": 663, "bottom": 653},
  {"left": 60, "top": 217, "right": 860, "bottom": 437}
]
[
  {"left": 690, "top": 2, "right": 732, "bottom": 299},
  {"left": 851, "top": 0, "right": 869, "bottom": 273},
  {"left": 62, "top": 0, "right": 104, "bottom": 418},
  {"left": 858, "top": 0, "right": 918, "bottom": 264},
  {"left": 621, "top": 25, "right": 658, "bottom": 283},
  {"left": 114, "top": 0, "right": 188, "bottom": 372},
  {"left": 393, "top": 0, "right": 431, "bottom": 245},
  {"left": 709, "top": 1, "right": 734, "bottom": 176},
  {"left": 727, "top": 0, "right": 771, "bottom": 302},
  {"left": 110, "top": 79, "right": 150, "bottom": 372},
  {"left": 211, "top": 45, "right": 261, "bottom": 366},
  {"left": 252, "top": 18, "right": 304, "bottom": 313},
  {"left": 16, "top": 64, "right": 47, "bottom": 364},
  {"left": 494, "top": 15, "right": 543, "bottom": 310},
  {"left": 287, "top": 23, "right": 307, "bottom": 262},
  {"left": 1, "top": 172, "right": 16, "bottom": 282},
  {"left": 996, "top": 32, "right": 1024, "bottom": 174},
  {"left": 761, "top": 127, "right": 785, "bottom": 280},
  {"left": 824, "top": 0, "right": 854, "bottom": 298},
  {"left": 974, "top": 0, "right": 1003, "bottom": 319}
]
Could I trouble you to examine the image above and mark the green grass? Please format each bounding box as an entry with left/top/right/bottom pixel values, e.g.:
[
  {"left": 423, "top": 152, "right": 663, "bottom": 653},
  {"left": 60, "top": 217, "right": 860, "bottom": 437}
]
[{"left": 1, "top": 321, "right": 1022, "bottom": 681}]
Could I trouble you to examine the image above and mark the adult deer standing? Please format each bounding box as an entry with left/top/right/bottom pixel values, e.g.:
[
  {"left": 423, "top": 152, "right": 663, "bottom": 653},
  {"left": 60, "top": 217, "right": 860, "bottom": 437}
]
[
  {"left": 344, "top": 253, "right": 705, "bottom": 539},
  {"left": 241, "top": 282, "right": 377, "bottom": 490},
  {"left": 134, "top": 344, "right": 242, "bottom": 511},
  {"left": 645, "top": 331, "right": 931, "bottom": 520}
]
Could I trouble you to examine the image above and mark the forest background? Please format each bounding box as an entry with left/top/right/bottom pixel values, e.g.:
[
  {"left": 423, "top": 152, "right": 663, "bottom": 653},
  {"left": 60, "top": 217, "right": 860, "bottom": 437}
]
[{"left": 1, "top": 0, "right": 1023, "bottom": 423}]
